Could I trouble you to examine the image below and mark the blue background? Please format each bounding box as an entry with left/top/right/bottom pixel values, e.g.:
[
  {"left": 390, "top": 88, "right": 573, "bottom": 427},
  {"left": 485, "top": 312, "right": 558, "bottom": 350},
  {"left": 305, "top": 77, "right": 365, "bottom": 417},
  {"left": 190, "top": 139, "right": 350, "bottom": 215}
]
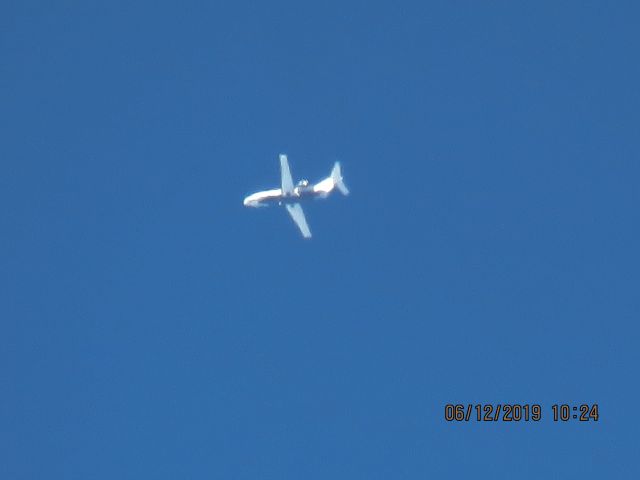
[{"left": 2, "top": 1, "right": 639, "bottom": 478}]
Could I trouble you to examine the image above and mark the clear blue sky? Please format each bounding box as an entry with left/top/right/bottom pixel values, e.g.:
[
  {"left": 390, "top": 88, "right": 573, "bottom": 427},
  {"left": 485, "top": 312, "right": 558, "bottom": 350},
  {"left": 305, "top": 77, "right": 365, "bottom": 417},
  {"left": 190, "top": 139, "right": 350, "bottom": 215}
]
[{"left": 2, "top": 1, "right": 639, "bottom": 478}]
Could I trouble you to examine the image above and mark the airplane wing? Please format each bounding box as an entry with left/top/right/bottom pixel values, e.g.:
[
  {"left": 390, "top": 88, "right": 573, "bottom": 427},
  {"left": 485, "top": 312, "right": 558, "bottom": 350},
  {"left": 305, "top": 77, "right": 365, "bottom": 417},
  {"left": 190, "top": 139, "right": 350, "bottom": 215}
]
[
  {"left": 279, "top": 154, "right": 295, "bottom": 195},
  {"left": 285, "top": 203, "right": 312, "bottom": 238}
]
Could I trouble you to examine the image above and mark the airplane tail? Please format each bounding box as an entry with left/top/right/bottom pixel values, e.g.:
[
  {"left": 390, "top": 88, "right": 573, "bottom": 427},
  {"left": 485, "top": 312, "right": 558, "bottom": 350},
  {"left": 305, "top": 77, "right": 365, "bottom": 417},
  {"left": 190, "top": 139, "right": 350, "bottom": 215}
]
[{"left": 331, "top": 162, "right": 349, "bottom": 195}]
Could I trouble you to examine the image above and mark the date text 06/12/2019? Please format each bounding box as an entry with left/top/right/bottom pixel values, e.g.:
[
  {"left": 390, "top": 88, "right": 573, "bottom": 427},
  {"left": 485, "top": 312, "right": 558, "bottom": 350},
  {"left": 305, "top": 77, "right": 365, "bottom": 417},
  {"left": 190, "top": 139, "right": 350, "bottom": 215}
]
[{"left": 444, "top": 404, "right": 599, "bottom": 422}]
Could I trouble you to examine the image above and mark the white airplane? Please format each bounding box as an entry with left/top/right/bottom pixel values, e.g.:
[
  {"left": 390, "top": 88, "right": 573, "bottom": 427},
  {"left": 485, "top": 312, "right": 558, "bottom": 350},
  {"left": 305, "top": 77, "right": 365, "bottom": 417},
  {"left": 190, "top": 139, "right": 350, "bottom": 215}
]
[{"left": 243, "top": 154, "right": 349, "bottom": 238}]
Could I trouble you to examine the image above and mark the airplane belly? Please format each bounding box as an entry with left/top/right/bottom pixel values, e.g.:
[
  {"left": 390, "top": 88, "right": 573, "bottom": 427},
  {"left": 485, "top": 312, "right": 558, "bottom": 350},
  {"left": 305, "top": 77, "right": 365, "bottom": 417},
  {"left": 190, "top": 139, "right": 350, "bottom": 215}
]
[
  {"left": 313, "top": 177, "right": 334, "bottom": 194},
  {"left": 250, "top": 188, "right": 282, "bottom": 204},
  {"left": 280, "top": 191, "right": 316, "bottom": 204}
]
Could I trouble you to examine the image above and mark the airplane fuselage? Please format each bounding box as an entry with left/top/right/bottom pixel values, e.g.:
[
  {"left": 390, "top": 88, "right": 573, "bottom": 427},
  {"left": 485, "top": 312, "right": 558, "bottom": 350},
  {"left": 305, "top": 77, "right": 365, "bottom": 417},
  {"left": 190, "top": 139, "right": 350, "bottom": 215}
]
[{"left": 243, "top": 184, "right": 326, "bottom": 207}]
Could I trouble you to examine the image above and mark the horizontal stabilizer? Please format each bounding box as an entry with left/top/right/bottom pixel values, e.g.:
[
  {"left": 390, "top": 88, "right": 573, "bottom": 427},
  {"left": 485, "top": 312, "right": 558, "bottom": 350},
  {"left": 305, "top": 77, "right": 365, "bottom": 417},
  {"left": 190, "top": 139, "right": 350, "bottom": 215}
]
[{"left": 331, "top": 162, "right": 349, "bottom": 195}]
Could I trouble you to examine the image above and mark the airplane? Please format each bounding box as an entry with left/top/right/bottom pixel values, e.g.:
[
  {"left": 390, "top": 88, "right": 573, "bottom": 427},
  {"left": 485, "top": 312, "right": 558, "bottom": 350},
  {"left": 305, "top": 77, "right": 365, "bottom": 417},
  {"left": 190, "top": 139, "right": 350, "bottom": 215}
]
[{"left": 243, "top": 154, "right": 349, "bottom": 238}]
